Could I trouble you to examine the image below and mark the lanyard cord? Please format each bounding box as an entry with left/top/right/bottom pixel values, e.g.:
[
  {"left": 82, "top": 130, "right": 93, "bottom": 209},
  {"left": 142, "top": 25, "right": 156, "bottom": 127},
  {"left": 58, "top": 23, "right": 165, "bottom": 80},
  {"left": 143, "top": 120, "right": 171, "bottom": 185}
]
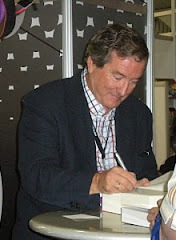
[
  {"left": 92, "top": 118, "right": 113, "bottom": 159},
  {"left": 81, "top": 71, "right": 115, "bottom": 161}
]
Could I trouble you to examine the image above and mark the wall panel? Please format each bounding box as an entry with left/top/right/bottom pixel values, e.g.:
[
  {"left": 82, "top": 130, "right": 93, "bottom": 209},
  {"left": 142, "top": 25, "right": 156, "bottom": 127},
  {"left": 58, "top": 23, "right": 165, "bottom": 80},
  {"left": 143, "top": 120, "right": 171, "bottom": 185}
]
[{"left": 0, "top": 2, "right": 62, "bottom": 239}]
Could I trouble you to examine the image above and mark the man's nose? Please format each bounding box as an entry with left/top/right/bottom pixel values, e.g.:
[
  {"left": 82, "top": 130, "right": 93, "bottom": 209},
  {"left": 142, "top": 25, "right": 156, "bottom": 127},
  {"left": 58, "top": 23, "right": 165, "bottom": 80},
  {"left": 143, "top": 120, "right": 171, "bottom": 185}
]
[{"left": 117, "top": 80, "right": 129, "bottom": 96}]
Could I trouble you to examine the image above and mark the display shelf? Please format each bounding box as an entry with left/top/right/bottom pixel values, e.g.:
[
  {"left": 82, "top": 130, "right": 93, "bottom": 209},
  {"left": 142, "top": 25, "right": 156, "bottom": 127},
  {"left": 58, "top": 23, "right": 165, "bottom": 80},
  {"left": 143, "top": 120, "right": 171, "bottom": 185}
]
[{"left": 154, "top": 0, "right": 175, "bottom": 39}]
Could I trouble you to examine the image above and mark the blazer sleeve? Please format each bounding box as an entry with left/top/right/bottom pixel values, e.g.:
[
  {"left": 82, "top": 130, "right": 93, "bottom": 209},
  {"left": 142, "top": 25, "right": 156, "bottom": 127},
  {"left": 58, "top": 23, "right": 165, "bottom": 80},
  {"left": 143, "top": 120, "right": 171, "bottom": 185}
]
[
  {"left": 18, "top": 86, "right": 99, "bottom": 212},
  {"left": 115, "top": 95, "right": 158, "bottom": 181},
  {"left": 135, "top": 105, "right": 158, "bottom": 180}
]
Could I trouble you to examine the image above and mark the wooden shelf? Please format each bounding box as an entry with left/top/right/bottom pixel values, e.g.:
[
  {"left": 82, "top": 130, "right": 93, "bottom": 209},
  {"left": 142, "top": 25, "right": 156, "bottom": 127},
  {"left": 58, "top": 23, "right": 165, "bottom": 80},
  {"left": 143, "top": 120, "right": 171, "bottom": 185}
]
[{"left": 154, "top": 0, "right": 175, "bottom": 38}]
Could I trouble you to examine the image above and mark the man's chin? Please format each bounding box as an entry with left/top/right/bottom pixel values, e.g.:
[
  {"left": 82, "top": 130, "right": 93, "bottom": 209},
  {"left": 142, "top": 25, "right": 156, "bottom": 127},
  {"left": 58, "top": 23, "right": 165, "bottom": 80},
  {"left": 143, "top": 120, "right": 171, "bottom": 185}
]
[{"left": 108, "top": 102, "right": 122, "bottom": 110}]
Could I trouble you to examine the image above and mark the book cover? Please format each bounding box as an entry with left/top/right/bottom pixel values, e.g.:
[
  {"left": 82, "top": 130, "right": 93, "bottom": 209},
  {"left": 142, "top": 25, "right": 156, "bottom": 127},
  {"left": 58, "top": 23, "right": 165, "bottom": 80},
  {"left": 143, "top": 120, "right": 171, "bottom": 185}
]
[
  {"left": 121, "top": 206, "right": 149, "bottom": 228},
  {"left": 101, "top": 211, "right": 150, "bottom": 233}
]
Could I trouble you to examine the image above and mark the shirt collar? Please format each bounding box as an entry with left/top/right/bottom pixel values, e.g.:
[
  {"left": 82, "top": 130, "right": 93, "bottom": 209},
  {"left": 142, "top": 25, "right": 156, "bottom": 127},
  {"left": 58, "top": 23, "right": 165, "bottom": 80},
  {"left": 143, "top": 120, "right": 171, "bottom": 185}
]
[{"left": 81, "top": 68, "right": 115, "bottom": 118}]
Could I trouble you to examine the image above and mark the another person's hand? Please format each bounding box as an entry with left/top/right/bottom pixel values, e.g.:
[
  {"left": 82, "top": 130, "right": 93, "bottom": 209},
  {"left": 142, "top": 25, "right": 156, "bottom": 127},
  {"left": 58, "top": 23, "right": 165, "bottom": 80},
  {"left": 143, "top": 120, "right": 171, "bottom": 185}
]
[
  {"left": 90, "top": 167, "right": 139, "bottom": 194},
  {"left": 147, "top": 199, "right": 163, "bottom": 230},
  {"left": 147, "top": 206, "right": 160, "bottom": 230},
  {"left": 160, "top": 217, "right": 176, "bottom": 240}
]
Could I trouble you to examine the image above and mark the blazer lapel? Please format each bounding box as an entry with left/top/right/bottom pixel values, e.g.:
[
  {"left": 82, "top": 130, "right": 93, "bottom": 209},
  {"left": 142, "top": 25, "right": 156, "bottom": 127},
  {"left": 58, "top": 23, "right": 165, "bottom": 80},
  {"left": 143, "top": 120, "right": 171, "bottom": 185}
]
[
  {"left": 115, "top": 97, "right": 137, "bottom": 170},
  {"left": 65, "top": 74, "right": 97, "bottom": 171}
]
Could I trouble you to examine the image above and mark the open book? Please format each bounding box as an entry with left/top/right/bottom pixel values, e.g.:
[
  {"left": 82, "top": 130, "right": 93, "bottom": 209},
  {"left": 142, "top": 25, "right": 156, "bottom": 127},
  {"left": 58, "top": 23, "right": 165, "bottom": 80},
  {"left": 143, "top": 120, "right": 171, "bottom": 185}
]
[
  {"left": 102, "top": 171, "right": 172, "bottom": 215},
  {"left": 139, "top": 171, "right": 173, "bottom": 191}
]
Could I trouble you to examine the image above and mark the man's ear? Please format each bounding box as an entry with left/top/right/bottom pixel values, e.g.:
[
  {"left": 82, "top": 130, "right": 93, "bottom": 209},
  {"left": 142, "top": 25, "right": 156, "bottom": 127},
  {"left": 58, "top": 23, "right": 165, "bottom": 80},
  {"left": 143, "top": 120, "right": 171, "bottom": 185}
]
[{"left": 87, "top": 56, "right": 95, "bottom": 73}]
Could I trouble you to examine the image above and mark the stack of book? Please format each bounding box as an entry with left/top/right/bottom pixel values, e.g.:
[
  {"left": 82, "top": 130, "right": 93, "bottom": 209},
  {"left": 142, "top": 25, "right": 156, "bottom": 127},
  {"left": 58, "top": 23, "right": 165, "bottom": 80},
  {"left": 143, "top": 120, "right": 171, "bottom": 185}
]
[
  {"left": 102, "top": 171, "right": 173, "bottom": 227},
  {"left": 121, "top": 206, "right": 150, "bottom": 227}
]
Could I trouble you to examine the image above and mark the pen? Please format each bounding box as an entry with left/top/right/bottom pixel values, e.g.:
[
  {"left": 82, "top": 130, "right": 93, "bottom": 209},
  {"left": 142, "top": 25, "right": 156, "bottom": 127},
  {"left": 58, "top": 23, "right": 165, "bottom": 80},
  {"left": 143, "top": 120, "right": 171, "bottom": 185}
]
[{"left": 114, "top": 152, "right": 127, "bottom": 170}]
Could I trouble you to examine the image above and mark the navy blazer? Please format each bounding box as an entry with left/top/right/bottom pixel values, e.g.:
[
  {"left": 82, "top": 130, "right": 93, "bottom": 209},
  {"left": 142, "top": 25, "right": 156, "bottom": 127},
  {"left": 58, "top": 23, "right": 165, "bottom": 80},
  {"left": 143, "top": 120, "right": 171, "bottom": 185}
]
[{"left": 12, "top": 72, "right": 158, "bottom": 240}]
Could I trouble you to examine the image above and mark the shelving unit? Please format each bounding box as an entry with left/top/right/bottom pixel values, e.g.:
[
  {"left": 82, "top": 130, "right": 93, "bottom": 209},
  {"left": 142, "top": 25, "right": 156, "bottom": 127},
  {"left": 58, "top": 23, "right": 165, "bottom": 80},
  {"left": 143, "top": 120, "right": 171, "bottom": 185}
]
[
  {"left": 154, "top": 0, "right": 175, "bottom": 39},
  {"left": 153, "top": 0, "right": 176, "bottom": 168}
]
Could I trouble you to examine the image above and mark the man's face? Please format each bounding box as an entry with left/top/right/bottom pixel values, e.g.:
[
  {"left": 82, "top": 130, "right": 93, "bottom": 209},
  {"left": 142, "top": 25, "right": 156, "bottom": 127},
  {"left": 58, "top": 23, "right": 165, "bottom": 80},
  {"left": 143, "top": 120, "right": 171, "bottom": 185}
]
[{"left": 86, "top": 51, "right": 147, "bottom": 113}]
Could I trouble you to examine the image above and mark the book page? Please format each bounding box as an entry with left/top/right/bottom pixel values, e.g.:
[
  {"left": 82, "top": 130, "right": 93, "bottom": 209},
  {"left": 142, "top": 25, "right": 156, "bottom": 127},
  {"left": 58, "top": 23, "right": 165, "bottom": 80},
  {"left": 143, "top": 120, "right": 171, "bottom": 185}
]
[{"left": 139, "top": 171, "right": 173, "bottom": 192}]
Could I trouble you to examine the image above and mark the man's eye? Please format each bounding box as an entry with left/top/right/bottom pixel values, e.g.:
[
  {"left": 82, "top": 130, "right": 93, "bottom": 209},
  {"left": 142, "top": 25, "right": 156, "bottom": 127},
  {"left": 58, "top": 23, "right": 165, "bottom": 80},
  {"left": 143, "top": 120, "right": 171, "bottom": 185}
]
[
  {"left": 113, "top": 75, "right": 122, "bottom": 81},
  {"left": 131, "top": 79, "right": 139, "bottom": 84}
]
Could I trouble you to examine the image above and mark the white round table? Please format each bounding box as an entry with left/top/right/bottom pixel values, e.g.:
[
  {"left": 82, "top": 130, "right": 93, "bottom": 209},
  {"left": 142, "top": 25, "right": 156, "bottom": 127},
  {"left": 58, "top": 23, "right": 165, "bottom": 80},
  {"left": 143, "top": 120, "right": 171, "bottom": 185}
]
[{"left": 29, "top": 210, "right": 150, "bottom": 240}]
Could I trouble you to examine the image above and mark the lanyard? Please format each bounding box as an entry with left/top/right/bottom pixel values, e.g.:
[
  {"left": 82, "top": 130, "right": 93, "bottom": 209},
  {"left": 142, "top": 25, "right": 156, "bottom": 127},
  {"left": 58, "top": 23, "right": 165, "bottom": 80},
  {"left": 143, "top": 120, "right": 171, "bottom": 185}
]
[
  {"left": 92, "top": 119, "right": 113, "bottom": 160},
  {"left": 151, "top": 213, "right": 161, "bottom": 240}
]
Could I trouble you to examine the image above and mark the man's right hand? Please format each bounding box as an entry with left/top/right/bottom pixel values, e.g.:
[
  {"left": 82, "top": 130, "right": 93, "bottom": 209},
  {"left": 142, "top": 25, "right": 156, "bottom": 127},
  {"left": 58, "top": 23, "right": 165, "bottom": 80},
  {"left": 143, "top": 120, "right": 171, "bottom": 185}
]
[{"left": 89, "top": 166, "right": 138, "bottom": 194}]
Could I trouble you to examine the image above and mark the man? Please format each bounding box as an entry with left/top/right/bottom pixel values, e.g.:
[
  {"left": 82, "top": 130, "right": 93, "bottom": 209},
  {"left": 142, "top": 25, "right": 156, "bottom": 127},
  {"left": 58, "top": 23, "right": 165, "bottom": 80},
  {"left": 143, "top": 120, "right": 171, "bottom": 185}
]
[
  {"left": 12, "top": 23, "right": 158, "bottom": 239},
  {"left": 148, "top": 166, "right": 176, "bottom": 240}
]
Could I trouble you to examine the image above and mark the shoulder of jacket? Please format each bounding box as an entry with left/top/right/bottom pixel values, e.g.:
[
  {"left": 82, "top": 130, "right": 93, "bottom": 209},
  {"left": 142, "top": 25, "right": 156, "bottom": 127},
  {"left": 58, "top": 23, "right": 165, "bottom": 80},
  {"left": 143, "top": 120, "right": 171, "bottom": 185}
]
[{"left": 122, "top": 95, "right": 151, "bottom": 111}]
